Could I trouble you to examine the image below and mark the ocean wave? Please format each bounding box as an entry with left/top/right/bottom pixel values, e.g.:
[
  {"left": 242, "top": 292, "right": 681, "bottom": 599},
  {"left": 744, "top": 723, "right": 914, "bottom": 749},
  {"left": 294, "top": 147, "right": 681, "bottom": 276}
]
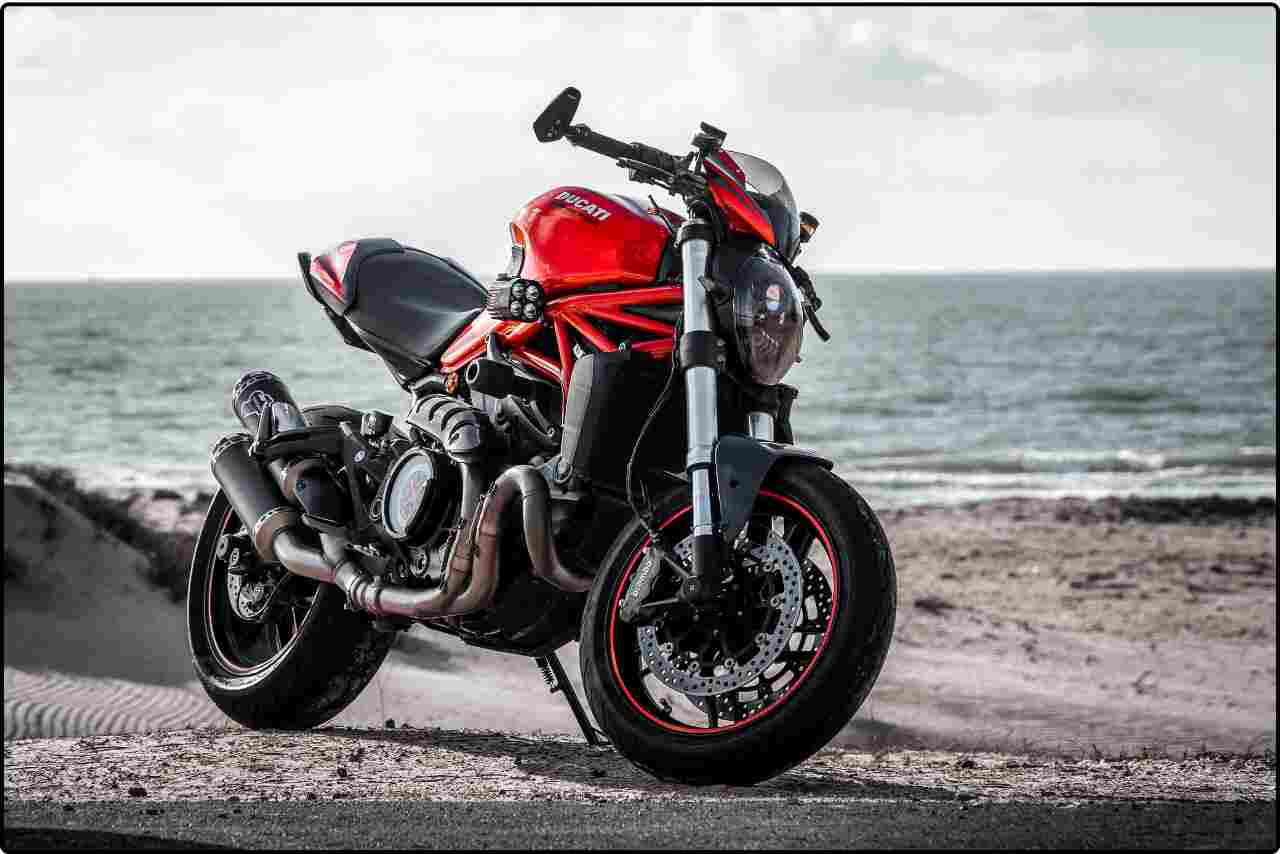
[
  {"left": 158, "top": 380, "right": 205, "bottom": 394},
  {"left": 835, "top": 467, "right": 1277, "bottom": 508},
  {"left": 1044, "top": 383, "right": 1212, "bottom": 415},
  {"left": 1083, "top": 399, "right": 1204, "bottom": 415},
  {"left": 46, "top": 443, "right": 1275, "bottom": 513},
  {"left": 910, "top": 388, "right": 953, "bottom": 405},
  {"left": 74, "top": 325, "right": 119, "bottom": 341},
  {"left": 846, "top": 447, "right": 1276, "bottom": 475},
  {"left": 49, "top": 352, "right": 130, "bottom": 377},
  {"left": 56, "top": 462, "right": 217, "bottom": 500},
  {"left": 1056, "top": 384, "right": 1173, "bottom": 404},
  {"left": 813, "top": 399, "right": 906, "bottom": 418}
]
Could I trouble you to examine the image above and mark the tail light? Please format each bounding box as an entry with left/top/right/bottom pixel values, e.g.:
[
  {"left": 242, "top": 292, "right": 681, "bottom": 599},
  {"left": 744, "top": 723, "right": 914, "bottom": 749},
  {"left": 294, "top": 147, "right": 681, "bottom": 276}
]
[{"left": 310, "top": 241, "right": 357, "bottom": 301}]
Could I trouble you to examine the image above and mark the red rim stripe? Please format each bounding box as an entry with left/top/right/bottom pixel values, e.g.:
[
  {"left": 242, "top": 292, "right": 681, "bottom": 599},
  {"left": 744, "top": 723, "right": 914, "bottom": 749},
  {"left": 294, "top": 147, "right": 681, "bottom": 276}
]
[{"left": 607, "top": 490, "right": 839, "bottom": 735}]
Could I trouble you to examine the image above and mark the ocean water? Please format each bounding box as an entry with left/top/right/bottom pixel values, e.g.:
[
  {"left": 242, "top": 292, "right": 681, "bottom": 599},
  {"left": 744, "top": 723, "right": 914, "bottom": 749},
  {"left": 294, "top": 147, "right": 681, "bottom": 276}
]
[{"left": 4, "top": 270, "right": 1275, "bottom": 508}]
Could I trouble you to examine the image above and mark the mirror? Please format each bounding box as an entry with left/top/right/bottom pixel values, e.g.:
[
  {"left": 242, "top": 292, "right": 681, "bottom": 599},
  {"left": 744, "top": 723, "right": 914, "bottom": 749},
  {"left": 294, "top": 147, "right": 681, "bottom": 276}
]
[
  {"left": 533, "top": 87, "right": 581, "bottom": 143},
  {"left": 799, "top": 212, "right": 820, "bottom": 243}
]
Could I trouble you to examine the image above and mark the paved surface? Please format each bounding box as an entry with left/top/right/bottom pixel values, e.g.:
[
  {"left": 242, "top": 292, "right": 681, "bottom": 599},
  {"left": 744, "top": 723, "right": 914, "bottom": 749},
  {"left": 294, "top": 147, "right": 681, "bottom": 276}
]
[
  {"left": 4, "top": 798, "right": 1277, "bottom": 849},
  {"left": 6, "top": 729, "right": 1276, "bottom": 804},
  {"left": 4, "top": 727, "right": 1276, "bottom": 849}
]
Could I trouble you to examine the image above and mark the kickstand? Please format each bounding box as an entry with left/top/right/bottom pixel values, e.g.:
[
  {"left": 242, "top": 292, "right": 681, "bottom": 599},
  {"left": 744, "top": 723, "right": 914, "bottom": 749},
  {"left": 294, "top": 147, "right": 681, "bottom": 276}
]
[{"left": 535, "top": 653, "right": 609, "bottom": 747}]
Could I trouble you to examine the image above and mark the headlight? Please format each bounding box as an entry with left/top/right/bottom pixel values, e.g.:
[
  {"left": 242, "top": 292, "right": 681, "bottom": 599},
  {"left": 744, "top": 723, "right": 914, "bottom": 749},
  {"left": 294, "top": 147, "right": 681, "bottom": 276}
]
[{"left": 730, "top": 249, "right": 806, "bottom": 385}]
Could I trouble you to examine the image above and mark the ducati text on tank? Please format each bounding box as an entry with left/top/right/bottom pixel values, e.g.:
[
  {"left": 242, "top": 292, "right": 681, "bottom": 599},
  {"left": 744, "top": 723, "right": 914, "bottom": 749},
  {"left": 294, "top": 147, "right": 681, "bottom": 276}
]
[{"left": 553, "top": 190, "right": 613, "bottom": 221}]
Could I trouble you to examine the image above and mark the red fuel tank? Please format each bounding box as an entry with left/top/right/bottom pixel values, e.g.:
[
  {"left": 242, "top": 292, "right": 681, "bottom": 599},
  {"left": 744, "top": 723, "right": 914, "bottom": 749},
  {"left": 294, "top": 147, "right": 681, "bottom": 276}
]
[{"left": 510, "top": 187, "right": 679, "bottom": 293}]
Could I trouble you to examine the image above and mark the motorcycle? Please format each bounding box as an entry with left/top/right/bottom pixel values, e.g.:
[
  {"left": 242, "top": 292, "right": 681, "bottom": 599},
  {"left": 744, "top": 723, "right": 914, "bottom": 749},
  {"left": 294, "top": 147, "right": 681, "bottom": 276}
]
[{"left": 188, "top": 87, "right": 896, "bottom": 785}]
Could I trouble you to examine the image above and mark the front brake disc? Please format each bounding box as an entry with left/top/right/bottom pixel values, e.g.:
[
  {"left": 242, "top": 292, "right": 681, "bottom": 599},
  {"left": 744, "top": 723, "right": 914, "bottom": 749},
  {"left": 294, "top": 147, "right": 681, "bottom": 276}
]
[
  {"left": 688, "top": 557, "right": 833, "bottom": 718},
  {"left": 636, "top": 532, "right": 804, "bottom": 697}
]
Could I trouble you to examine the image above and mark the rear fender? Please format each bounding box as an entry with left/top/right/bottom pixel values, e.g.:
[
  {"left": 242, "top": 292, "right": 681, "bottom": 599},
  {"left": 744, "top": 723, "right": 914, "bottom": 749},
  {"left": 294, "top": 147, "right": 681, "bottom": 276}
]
[{"left": 714, "top": 433, "right": 833, "bottom": 543}]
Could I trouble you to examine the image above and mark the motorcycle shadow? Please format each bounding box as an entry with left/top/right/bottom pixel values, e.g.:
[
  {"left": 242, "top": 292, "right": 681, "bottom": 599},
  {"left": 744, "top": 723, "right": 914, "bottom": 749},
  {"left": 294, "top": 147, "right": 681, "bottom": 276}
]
[{"left": 321, "top": 725, "right": 957, "bottom": 801}]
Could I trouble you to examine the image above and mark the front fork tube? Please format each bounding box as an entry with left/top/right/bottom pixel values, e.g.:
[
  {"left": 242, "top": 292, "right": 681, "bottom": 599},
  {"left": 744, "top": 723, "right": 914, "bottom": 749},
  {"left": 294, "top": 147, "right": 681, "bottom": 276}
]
[
  {"left": 747, "top": 411, "right": 775, "bottom": 441},
  {"left": 678, "top": 221, "right": 721, "bottom": 597},
  {"left": 677, "top": 224, "right": 780, "bottom": 596}
]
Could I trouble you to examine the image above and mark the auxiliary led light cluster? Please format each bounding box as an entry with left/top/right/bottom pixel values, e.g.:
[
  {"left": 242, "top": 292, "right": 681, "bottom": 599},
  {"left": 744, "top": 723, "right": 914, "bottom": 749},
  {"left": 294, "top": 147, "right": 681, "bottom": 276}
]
[{"left": 485, "top": 278, "right": 545, "bottom": 322}]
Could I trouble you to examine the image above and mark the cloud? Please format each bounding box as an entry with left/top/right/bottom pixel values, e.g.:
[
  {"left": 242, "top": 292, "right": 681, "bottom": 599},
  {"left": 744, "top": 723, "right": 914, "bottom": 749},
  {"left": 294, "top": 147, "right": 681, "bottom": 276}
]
[
  {"left": 3, "top": 7, "right": 1275, "bottom": 277},
  {"left": 692, "top": 9, "right": 997, "bottom": 117}
]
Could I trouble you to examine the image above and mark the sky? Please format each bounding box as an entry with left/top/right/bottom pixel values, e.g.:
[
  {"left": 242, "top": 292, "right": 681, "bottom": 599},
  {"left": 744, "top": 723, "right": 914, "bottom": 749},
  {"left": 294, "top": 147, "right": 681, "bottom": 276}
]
[{"left": 3, "top": 6, "right": 1276, "bottom": 279}]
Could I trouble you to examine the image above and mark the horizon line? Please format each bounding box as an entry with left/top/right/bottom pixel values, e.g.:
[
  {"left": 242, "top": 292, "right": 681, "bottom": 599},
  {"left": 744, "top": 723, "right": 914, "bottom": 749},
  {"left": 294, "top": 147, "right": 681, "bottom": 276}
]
[{"left": 4, "top": 264, "right": 1277, "bottom": 285}]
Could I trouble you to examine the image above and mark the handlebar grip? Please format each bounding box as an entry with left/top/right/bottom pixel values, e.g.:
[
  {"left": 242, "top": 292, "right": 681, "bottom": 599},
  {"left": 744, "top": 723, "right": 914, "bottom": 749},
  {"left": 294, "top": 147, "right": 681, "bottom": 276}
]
[
  {"left": 568, "top": 125, "right": 678, "bottom": 174},
  {"left": 567, "top": 125, "right": 634, "bottom": 161}
]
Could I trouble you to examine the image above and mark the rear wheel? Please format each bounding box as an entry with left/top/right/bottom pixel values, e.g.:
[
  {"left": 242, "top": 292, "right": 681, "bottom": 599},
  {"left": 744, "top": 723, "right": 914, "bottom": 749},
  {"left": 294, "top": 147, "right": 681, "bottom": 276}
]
[
  {"left": 580, "top": 461, "right": 895, "bottom": 784},
  {"left": 187, "top": 406, "right": 393, "bottom": 729}
]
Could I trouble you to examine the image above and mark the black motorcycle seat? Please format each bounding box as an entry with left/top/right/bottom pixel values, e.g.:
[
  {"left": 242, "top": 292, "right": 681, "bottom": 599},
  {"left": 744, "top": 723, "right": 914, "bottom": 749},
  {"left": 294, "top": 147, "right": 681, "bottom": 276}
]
[{"left": 341, "top": 239, "right": 487, "bottom": 362}]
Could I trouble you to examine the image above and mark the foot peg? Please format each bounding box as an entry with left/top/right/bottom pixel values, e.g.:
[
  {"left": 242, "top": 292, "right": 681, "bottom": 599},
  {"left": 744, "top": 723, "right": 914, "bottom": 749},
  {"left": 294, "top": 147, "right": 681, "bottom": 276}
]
[{"left": 535, "top": 652, "right": 608, "bottom": 747}]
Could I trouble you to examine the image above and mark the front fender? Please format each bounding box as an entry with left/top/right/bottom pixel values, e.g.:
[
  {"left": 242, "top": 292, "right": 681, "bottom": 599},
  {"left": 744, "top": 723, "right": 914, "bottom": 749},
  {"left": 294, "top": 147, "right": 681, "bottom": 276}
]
[{"left": 713, "top": 433, "right": 833, "bottom": 543}]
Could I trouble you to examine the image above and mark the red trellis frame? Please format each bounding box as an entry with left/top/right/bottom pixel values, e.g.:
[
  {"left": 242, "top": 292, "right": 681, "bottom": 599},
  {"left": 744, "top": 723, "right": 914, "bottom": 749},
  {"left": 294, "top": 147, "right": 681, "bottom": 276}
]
[{"left": 439, "top": 284, "right": 682, "bottom": 406}]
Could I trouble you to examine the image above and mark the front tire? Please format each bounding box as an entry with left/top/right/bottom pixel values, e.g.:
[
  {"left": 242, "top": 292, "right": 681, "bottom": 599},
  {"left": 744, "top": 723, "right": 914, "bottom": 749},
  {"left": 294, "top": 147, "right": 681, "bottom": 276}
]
[{"left": 580, "top": 461, "right": 895, "bottom": 784}]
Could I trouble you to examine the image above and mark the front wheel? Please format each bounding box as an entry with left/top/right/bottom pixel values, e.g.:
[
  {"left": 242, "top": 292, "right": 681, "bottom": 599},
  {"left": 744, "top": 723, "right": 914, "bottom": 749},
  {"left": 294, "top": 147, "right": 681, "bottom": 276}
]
[{"left": 580, "top": 461, "right": 896, "bottom": 784}]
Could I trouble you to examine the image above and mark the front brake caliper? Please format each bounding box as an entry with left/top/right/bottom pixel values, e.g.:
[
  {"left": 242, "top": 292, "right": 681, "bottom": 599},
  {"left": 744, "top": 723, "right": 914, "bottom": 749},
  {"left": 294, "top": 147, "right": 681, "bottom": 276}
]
[{"left": 620, "top": 547, "right": 662, "bottom": 623}]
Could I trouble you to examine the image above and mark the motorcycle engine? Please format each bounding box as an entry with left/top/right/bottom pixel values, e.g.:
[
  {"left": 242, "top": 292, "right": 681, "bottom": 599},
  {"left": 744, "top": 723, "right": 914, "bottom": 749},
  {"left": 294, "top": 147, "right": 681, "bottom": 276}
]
[{"left": 370, "top": 440, "right": 462, "bottom": 581}]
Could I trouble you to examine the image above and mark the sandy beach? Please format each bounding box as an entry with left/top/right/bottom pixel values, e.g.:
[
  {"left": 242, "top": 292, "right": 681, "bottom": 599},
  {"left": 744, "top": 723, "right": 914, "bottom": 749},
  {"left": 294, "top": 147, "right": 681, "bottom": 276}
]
[
  {"left": 3, "top": 468, "right": 1275, "bottom": 846},
  {"left": 4, "top": 470, "right": 1273, "bottom": 757}
]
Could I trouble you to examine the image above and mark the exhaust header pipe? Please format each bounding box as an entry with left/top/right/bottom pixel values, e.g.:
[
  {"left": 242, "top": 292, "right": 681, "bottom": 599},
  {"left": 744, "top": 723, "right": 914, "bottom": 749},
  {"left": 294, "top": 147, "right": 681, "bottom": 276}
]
[{"left": 338, "top": 465, "right": 593, "bottom": 619}]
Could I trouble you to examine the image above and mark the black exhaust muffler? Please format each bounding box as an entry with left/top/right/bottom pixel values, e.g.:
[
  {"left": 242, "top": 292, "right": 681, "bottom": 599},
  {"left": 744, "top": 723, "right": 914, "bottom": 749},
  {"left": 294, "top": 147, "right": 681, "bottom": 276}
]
[
  {"left": 230, "top": 370, "right": 305, "bottom": 434},
  {"left": 209, "top": 433, "right": 299, "bottom": 561},
  {"left": 226, "top": 370, "right": 347, "bottom": 523},
  {"left": 214, "top": 370, "right": 347, "bottom": 579}
]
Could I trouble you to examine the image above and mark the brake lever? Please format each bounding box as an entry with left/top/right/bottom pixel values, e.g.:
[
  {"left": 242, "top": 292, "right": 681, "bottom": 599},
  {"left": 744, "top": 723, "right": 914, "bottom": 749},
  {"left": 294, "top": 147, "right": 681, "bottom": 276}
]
[
  {"left": 615, "top": 157, "right": 672, "bottom": 186},
  {"left": 617, "top": 154, "right": 708, "bottom": 202},
  {"left": 669, "top": 168, "right": 707, "bottom": 200}
]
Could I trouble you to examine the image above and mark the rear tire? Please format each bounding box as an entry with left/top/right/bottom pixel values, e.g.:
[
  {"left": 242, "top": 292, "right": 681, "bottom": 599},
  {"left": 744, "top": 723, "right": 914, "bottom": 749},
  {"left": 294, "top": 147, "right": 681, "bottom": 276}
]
[
  {"left": 187, "top": 405, "right": 393, "bottom": 729},
  {"left": 580, "top": 461, "right": 895, "bottom": 784}
]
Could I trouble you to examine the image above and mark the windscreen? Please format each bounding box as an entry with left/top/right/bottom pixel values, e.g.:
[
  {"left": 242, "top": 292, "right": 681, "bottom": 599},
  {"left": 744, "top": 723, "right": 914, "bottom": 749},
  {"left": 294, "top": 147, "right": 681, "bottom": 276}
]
[{"left": 721, "top": 151, "right": 802, "bottom": 260}]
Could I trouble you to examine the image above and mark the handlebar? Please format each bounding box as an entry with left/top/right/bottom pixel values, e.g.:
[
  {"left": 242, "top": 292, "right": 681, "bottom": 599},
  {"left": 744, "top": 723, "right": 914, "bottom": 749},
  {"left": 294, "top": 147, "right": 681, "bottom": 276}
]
[
  {"left": 535, "top": 88, "right": 716, "bottom": 197},
  {"left": 564, "top": 124, "right": 631, "bottom": 160},
  {"left": 566, "top": 124, "right": 679, "bottom": 176}
]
